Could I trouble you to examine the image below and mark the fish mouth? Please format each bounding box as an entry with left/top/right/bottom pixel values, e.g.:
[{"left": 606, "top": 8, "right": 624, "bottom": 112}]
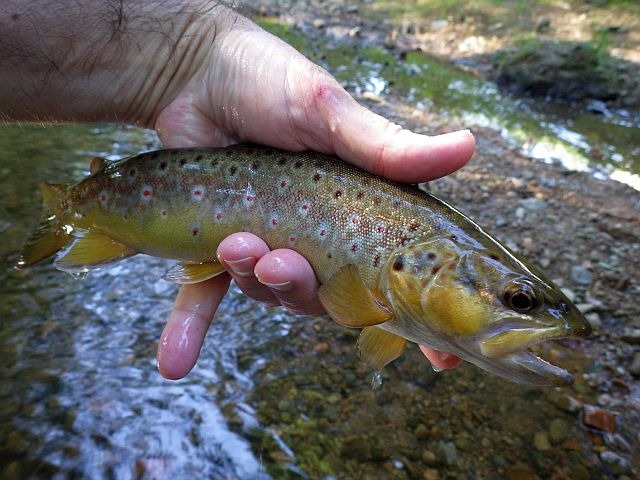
[{"left": 476, "top": 324, "right": 576, "bottom": 386}]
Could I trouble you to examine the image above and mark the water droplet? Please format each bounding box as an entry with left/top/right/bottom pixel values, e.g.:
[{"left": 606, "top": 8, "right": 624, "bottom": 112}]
[
  {"left": 371, "top": 371, "right": 383, "bottom": 390},
  {"left": 431, "top": 363, "right": 444, "bottom": 373},
  {"left": 69, "top": 271, "right": 88, "bottom": 280}
]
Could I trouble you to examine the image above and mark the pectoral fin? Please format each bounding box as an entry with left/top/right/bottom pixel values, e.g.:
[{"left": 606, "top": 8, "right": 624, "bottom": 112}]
[
  {"left": 54, "top": 231, "right": 136, "bottom": 272},
  {"left": 163, "top": 261, "right": 225, "bottom": 284},
  {"left": 358, "top": 327, "right": 407, "bottom": 370},
  {"left": 318, "top": 264, "right": 393, "bottom": 328}
]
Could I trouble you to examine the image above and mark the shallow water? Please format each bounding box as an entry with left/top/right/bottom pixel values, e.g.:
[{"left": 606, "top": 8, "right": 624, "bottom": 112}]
[{"left": 1, "top": 125, "right": 637, "bottom": 479}]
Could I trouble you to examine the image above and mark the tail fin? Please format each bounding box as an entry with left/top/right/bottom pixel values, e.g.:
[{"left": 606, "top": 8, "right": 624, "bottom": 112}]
[{"left": 15, "top": 182, "right": 73, "bottom": 269}]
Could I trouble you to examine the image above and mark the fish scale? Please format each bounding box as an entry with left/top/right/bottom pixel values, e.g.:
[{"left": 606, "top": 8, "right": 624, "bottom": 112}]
[{"left": 69, "top": 145, "right": 432, "bottom": 285}]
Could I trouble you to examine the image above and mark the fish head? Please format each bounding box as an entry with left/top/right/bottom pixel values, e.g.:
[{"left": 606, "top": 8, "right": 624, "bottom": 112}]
[{"left": 381, "top": 236, "right": 591, "bottom": 386}]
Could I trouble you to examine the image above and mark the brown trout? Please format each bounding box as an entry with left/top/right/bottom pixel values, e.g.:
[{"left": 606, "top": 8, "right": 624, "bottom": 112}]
[{"left": 17, "top": 145, "right": 591, "bottom": 386}]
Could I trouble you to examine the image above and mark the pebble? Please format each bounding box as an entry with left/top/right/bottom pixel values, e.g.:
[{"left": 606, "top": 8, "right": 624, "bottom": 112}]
[
  {"left": 313, "top": 342, "right": 329, "bottom": 353},
  {"left": 421, "top": 450, "right": 437, "bottom": 465},
  {"left": 495, "top": 216, "right": 508, "bottom": 228},
  {"left": 586, "top": 312, "right": 602, "bottom": 330},
  {"left": 519, "top": 197, "right": 547, "bottom": 211},
  {"left": 571, "top": 265, "right": 593, "bottom": 286},
  {"left": 533, "top": 431, "right": 551, "bottom": 451},
  {"left": 621, "top": 328, "right": 640, "bottom": 345},
  {"left": 600, "top": 451, "right": 632, "bottom": 470},
  {"left": 583, "top": 405, "right": 616, "bottom": 433},
  {"left": 439, "top": 441, "right": 457, "bottom": 465},
  {"left": 628, "top": 352, "right": 640, "bottom": 377},
  {"left": 576, "top": 303, "right": 596, "bottom": 314},
  {"left": 549, "top": 419, "right": 568, "bottom": 444},
  {"left": 423, "top": 469, "right": 439, "bottom": 480},
  {"left": 505, "top": 463, "right": 535, "bottom": 480}
]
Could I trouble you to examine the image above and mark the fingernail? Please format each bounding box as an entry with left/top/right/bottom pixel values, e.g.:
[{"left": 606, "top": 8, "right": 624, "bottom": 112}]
[
  {"left": 224, "top": 257, "right": 256, "bottom": 277},
  {"left": 259, "top": 280, "right": 293, "bottom": 292}
]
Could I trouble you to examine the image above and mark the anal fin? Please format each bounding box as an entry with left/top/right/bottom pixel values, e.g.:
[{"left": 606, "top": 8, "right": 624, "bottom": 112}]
[
  {"left": 318, "top": 264, "right": 392, "bottom": 328},
  {"left": 163, "top": 261, "right": 225, "bottom": 284},
  {"left": 358, "top": 327, "right": 407, "bottom": 370},
  {"left": 55, "top": 230, "right": 136, "bottom": 273}
]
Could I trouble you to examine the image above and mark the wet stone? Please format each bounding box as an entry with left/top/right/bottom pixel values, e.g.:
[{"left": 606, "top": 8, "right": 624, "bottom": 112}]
[
  {"left": 549, "top": 419, "right": 569, "bottom": 444},
  {"left": 571, "top": 265, "right": 593, "bottom": 286},
  {"left": 421, "top": 450, "right": 437, "bottom": 465},
  {"left": 628, "top": 352, "right": 640, "bottom": 377},
  {"left": 519, "top": 197, "right": 547, "bottom": 211},
  {"left": 505, "top": 462, "right": 535, "bottom": 480},
  {"left": 583, "top": 405, "right": 616, "bottom": 433},
  {"left": 438, "top": 441, "right": 457, "bottom": 466},
  {"left": 533, "top": 431, "right": 551, "bottom": 451}
]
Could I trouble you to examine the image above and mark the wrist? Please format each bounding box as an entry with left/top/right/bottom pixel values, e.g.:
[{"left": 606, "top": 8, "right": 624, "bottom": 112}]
[{"left": 0, "top": 1, "right": 245, "bottom": 127}]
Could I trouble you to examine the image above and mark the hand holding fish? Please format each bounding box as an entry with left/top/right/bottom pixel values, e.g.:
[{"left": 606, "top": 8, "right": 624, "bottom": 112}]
[{"left": 1, "top": 1, "right": 495, "bottom": 380}]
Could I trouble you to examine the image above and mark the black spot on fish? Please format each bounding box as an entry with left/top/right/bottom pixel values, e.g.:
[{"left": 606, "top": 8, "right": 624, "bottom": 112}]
[
  {"left": 294, "top": 161, "right": 303, "bottom": 169},
  {"left": 373, "top": 254, "right": 381, "bottom": 267},
  {"left": 151, "top": 152, "right": 159, "bottom": 159},
  {"left": 170, "top": 150, "right": 179, "bottom": 156},
  {"left": 180, "top": 158, "right": 187, "bottom": 167},
  {"left": 264, "top": 149, "right": 274, "bottom": 156},
  {"left": 373, "top": 197, "right": 381, "bottom": 205},
  {"left": 159, "top": 161, "right": 167, "bottom": 170},
  {"left": 211, "top": 159, "right": 218, "bottom": 167},
  {"left": 251, "top": 162, "right": 260, "bottom": 172},
  {"left": 397, "top": 236, "right": 408, "bottom": 246},
  {"left": 312, "top": 173, "right": 321, "bottom": 182},
  {"left": 230, "top": 166, "right": 237, "bottom": 175},
  {"left": 489, "top": 253, "right": 500, "bottom": 261},
  {"left": 351, "top": 244, "right": 358, "bottom": 252},
  {"left": 427, "top": 252, "right": 437, "bottom": 261},
  {"left": 356, "top": 192, "right": 364, "bottom": 200},
  {"left": 327, "top": 253, "right": 333, "bottom": 259},
  {"left": 192, "top": 228, "right": 198, "bottom": 236},
  {"left": 334, "top": 190, "right": 342, "bottom": 199},
  {"left": 278, "top": 158, "right": 286, "bottom": 166},
  {"left": 195, "top": 154, "right": 203, "bottom": 162},
  {"left": 393, "top": 255, "right": 405, "bottom": 271},
  {"left": 431, "top": 265, "right": 441, "bottom": 275},
  {"left": 409, "top": 221, "right": 419, "bottom": 231},
  {"left": 362, "top": 178, "right": 371, "bottom": 186},
  {"left": 450, "top": 235, "right": 458, "bottom": 242}
]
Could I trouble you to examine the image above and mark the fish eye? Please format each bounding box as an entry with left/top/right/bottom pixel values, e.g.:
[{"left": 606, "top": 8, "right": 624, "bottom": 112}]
[{"left": 503, "top": 281, "right": 540, "bottom": 313}]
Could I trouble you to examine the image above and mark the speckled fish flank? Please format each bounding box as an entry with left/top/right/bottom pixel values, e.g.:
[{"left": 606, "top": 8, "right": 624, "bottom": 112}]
[{"left": 17, "top": 145, "right": 592, "bottom": 386}]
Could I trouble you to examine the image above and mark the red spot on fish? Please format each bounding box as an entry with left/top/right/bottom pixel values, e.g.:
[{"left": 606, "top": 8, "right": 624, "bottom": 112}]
[
  {"left": 272, "top": 218, "right": 278, "bottom": 226},
  {"left": 351, "top": 244, "right": 358, "bottom": 252},
  {"left": 373, "top": 197, "right": 381, "bottom": 205},
  {"left": 320, "top": 229, "right": 326, "bottom": 236},
  {"left": 246, "top": 195, "right": 254, "bottom": 202},
  {"left": 409, "top": 221, "right": 419, "bottom": 231},
  {"left": 216, "top": 213, "right": 222, "bottom": 220},
  {"left": 351, "top": 217, "right": 358, "bottom": 224},
  {"left": 280, "top": 180, "right": 287, "bottom": 188},
  {"left": 143, "top": 190, "right": 151, "bottom": 197},
  {"left": 161, "top": 210, "right": 167, "bottom": 217},
  {"left": 377, "top": 226, "right": 386, "bottom": 233},
  {"left": 194, "top": 190, "right": 202, "bottom": 197},
  {"left": 100, "top": 194, "right": 107, "bottom": 201},
  {"left": 397, "top": 236, "right": 408, "bottom": 246},
  {"left": 302, "top": 204, "right": 308, "bottom": 210}
]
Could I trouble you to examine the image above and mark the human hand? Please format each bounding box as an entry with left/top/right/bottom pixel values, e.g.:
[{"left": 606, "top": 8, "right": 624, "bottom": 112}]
[{"left": 155, "top": 9, "right": 470, "bottom": 379}]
